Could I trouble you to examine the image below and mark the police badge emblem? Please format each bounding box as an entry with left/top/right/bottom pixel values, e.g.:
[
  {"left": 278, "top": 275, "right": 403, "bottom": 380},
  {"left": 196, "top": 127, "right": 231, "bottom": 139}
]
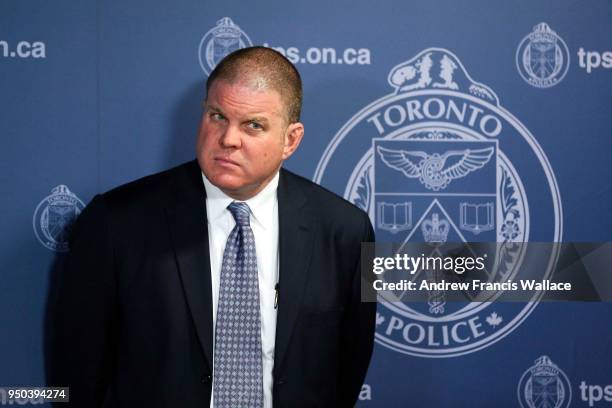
[
  {"left": 33, "top": 185, "right": 85, "bottom": 252},
  {"left": 198, "top": 17, "right": 253, "bottom": 76},
  {"left": 315, "top": 48, "right": 562, "bottom": 357},
  {"left": 516, "top": 22, "right": 570, "bottom": 88},
  {"left": 518, "top": 356, "right": 572, "bottom": 408}
]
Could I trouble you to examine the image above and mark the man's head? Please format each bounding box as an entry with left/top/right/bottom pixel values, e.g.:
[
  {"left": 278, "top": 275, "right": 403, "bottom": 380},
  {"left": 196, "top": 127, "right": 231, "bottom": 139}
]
[
  {"left": 197, "top": 46, "right": 305, "bottom": 200},
  {"left": 206, "top": 46, "right": 302, "bottom": 124}
]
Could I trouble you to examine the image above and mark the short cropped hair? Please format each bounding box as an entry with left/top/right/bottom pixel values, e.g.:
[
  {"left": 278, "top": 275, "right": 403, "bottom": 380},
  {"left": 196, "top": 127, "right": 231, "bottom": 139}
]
[{"left": 206, "top": 46, "right": 303, "bottom": 124}]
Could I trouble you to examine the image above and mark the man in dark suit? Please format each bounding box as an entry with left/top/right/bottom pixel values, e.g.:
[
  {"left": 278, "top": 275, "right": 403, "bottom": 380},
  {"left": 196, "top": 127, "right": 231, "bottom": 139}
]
[{"left": 49, "top": 46, "right": 375, "bottom": 407}]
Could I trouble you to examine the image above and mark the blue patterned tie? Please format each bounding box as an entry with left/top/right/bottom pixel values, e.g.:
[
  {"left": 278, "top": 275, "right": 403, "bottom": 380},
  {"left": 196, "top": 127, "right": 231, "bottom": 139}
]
[{"left": 213, "top": 202, "right": 264, "bottom": 408}]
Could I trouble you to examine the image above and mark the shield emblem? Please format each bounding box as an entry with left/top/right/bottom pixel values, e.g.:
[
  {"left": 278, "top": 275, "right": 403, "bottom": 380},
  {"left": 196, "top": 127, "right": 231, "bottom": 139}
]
[
  {"left": 528, "top": 40, "right": 557, "bottom": 80},
  {"left": 211, "top": 34, "right": 241, "bottom": 66},
  {"left": 47, "top": 203, "right": 77, "bottom": 243},
  {"left": 530, "top": 374, "right": 561, "bottom": 408},
  {"left": 373, "top": 138, "right": 497, "bottom": 314}
]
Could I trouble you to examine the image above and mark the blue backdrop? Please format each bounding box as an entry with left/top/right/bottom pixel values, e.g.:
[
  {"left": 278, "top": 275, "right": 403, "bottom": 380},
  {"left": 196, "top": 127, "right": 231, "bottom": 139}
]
[{"left": 2, "top": 0, "right": 611, "bottom": 406}]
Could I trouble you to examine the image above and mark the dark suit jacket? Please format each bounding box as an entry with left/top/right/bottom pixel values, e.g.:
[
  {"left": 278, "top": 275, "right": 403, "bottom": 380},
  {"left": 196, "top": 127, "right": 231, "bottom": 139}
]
[{"left": 48, "top": 160, "right": 376, "bottom": 407}]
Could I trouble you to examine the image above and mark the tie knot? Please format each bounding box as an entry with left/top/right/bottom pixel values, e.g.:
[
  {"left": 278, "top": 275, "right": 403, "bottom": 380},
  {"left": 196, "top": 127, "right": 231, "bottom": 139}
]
[{"left": 228, "top": 202, "right": 251, "bottom": 227}]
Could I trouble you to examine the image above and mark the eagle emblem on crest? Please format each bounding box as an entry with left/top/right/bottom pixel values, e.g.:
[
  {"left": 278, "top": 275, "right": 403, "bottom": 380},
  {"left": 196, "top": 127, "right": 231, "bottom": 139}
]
[{"left": 376, "top": 145, "right": 494, "bottom": 191}]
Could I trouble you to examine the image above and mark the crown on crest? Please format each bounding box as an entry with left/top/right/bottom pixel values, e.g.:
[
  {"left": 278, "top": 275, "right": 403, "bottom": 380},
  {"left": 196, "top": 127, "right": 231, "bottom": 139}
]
[
  {"left": 212, "top": 17, "right": 241, "bottom": 39},
  {"left": 421, "top": 213, "right": 449, "bottom": 243},
  {"left": 529, "top": 23, "right": 557, "bottom": 43}
]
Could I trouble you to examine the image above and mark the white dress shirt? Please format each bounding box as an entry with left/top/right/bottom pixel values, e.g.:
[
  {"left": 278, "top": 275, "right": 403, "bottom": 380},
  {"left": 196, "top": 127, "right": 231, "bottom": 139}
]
[{"left": 202, "top": 172, "right": 279, "bottom": 408}]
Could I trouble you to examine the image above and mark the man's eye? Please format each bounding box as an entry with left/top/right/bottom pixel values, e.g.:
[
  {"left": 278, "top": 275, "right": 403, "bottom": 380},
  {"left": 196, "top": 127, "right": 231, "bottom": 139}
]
[
  {"left": 210, "top": 112, "right": 225, "bottom": 121},
  {"left": 247, "top": 121, "right": 263, "bottom": 130}
]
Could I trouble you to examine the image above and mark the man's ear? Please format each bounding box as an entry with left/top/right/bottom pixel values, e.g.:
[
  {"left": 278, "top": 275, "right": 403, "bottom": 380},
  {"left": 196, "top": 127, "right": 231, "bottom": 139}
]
[{"left": 282, "top": 122, "right": 304, "bottom": 160}]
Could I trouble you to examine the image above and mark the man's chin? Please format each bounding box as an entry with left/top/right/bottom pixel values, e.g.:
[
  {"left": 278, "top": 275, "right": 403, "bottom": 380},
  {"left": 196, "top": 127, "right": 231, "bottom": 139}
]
[
  {"left": 203, "top": 168, "right": 241, "bottom": 186},
  {"left": 207, "top": 175, "right": 250, "bottom": 197}
]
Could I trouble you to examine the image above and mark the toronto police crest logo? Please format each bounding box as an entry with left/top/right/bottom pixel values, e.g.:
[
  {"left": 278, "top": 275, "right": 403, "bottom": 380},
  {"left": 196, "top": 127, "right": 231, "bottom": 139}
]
[
  {"left": 516, "top": 23, "right": 570, "bottom": 88},
  {"left": 518, "top": 356, "right": 572, "bottom": 408},
  {"left": 198, "top": 17, "right": 253, "bottom": 76},
  {"left": 315, "top": 48, "right": 562, "bottom": 357},
  {"left": 33, "top": 185, "right": 85, "bottom": 252}
]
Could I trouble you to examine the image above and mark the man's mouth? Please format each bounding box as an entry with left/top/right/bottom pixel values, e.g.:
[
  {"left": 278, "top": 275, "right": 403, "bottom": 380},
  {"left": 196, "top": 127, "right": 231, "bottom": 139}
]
[{"left": 214, "top": 157, "right": 240, "bottom": 167}]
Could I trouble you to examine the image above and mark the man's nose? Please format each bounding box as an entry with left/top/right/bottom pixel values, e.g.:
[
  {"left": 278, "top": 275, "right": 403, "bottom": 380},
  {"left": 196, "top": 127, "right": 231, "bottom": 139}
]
[{"left": 219, "top": 125, "right": 242, "bottom": 148}]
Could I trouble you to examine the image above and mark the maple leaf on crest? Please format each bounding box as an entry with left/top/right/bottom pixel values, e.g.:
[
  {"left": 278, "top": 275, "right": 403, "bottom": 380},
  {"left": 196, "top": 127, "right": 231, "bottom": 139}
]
[{"left": 486, "top": 312, "right": 503, "bottom": 327}]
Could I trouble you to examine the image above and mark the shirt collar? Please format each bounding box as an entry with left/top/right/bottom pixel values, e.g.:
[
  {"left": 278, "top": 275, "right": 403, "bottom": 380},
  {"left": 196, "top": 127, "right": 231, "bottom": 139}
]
[{"left": 202, "top": 171, "right": 279, "bottom": 229}]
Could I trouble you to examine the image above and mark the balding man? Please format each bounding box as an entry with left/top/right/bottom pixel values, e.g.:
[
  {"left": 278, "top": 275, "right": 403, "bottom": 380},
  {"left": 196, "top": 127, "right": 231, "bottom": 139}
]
[{"left": 49, "top": 47, "right": 376, "bottom": 408}]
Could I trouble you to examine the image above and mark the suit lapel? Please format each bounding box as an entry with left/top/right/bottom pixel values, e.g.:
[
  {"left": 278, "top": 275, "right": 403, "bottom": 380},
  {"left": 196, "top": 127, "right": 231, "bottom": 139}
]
[
  {"left": 274, "top": 169, "right": 314, "bottom": 377},
  {"left": 165, "top": 160, "right": 214, "bottom": 369}
]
